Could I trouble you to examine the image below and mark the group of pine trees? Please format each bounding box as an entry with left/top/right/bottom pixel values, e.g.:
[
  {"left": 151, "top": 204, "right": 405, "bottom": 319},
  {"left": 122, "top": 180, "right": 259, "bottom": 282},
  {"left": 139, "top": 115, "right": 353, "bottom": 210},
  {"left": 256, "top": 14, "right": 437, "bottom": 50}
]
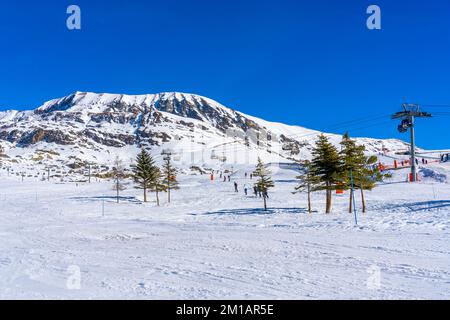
[
  {"left": 296, "top": 133, "right": 388, "bottom": 214},
  {"left": 130, "top": 149, "right": 179, "bottom": 205},
  {"left": 111, "top": 149, "right": 180, "bottom": 205}
]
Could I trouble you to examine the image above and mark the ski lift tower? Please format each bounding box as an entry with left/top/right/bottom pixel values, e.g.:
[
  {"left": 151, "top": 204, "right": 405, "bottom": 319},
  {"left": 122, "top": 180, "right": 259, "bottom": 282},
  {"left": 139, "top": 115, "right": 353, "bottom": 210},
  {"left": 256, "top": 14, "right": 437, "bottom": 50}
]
[{"left": 391, "top": 103, "right": 432, "bottom": 182}]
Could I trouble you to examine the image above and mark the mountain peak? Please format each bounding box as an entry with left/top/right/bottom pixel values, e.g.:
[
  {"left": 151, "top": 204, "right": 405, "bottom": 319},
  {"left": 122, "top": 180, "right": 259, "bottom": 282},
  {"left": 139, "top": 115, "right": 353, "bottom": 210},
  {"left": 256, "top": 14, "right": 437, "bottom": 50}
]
[{"left": 34, "top": 91, "right": 235, "bottom": 116}]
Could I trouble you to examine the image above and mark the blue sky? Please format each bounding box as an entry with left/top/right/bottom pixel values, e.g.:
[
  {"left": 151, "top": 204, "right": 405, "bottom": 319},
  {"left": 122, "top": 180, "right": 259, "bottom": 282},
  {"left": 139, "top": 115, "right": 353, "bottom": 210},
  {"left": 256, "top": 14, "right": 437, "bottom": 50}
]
[{"left": 0, "top": 0, "right": 449, "bottom": 149}]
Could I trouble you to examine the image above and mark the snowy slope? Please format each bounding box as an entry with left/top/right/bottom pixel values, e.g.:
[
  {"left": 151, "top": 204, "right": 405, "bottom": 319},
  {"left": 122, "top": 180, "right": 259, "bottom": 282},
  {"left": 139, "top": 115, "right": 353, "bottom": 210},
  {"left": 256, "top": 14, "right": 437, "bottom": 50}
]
[
  {"left": 0, "top": 163, "right": 448, "bottom": 299},
  {"left": 0, "top": 92, "right": 449, "bottom": 299}
]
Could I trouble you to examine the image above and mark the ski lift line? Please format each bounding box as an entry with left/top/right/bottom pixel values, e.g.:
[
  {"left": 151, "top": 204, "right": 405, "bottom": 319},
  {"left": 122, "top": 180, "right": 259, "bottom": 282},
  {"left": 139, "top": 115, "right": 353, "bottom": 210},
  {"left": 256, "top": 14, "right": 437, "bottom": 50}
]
[
  {"left": 265, "top": 117, "right": 394, "bottom": 144},
  {"left": 267, "top": 114, "right": 393, "bottom": 142},
  {"left": 416, "top": 150, "right": 450, "bottom": 154},
  {"left": 142, "top": 114, "right": 413, "bottom": 159},
  {"left": 421, "top": 104, "right": 450, "bottom": 108},
  {"left": 288, "top": 114, "right": 390, "bottom": 136},
  {"left": 184, "top": 118, "right": 395, "bottom": 156},
  {"left": 163, "top": 113, "right": 393, "bottom": 157}
]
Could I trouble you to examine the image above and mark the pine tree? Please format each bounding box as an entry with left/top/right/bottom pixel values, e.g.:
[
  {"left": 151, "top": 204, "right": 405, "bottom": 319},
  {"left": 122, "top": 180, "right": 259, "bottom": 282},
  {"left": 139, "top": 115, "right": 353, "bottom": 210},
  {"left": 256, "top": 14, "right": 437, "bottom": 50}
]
[
  {"left": 131, "top": 149, "right": 155, "bottom": 202},
  {"left": 309, "top": 134, "right": 342, "bottom": 213},
  {"left": 339, "top": 133, "right": 390, "bottom": 213},
  {"left": 339, "top": 133, "right": 367, "bottom": 213},
  {"left": 0, "top": 144, "right": 4, "bottom": 168},
  {"left": 149, "top": 166, "right": 166, "bottom": 206},
  {"left": 354, "top": 155, "right": 390, "bottom": 213},
  {"left": 294, "top": 160, "right": 319, "bottom": 213},
  {"left": 162, "top": 155, "right": 179, "bottom": 203},
  {"left": 112, "top": 156, "right": 127, "bottom": 203},
  {"left": 253, "top": 157, "right": 274, "bottom": 211}
]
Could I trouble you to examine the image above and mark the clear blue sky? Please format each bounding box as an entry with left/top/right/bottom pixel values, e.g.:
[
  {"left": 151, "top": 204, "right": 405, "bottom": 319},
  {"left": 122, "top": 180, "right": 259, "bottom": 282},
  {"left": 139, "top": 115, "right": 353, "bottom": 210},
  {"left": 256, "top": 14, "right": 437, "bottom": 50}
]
[{"left": 1, "top": 0, "right": 449, "bottom": 149}]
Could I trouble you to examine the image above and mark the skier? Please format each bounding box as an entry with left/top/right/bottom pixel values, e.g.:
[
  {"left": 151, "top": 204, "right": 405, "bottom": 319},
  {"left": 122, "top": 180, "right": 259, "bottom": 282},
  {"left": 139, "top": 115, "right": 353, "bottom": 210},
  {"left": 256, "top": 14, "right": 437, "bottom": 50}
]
[
  {"left": 243, "top": 184, "right": 248, "bottom": 196},
  {"left": 250, "top": 173, "right": 253, "bottom": 179},
  {"left": 223, "top": 176, "right": 226, "bottom": 182},
  {"left": 228, "top": 175, "right": 231, "bottom": 182},
  {"left": 253, "top": 185, "right": 258, "bottom": 196},
  {"left": 245, "top": 172, "right": 247, "bottom": 178},
  {"left": 234, "top": 181, "right": 238, "bottom": 193}
]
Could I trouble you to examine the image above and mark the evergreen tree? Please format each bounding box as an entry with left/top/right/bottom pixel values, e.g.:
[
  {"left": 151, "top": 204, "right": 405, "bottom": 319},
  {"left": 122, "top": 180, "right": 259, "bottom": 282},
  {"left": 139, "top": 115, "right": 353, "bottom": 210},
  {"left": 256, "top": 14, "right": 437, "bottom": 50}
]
[
  {"left": 253, "top": 157, "right": 274, "bottom": 211},
  {"left": 162, "top": 155, "right": 179, "bottom": 203},
  {"left": 339, "top": 133, "right": 391, "bottom": 213},
  {"left": 309, "top": 134, "right": 342, "bottom": 213},
  {"left": 294, "top": 160, "right": 319, "bottom": 213},
  {"left": 339, "top": 133, "right": 367, "bottom": 213},
  {"left": 0, "top": 144, "right": 4, "bottom": 168},
  {"left": 149, "top": 166, "right": 166, "bottom": 206},
  {"left": 112, "top": 156, "right": 126, "bottom": 203},
  {"left": 354, "top": 155, "right": 390, "bottom": 213},
  {"left": 131, "top": 149, "right": 155, "bottom": 202}
]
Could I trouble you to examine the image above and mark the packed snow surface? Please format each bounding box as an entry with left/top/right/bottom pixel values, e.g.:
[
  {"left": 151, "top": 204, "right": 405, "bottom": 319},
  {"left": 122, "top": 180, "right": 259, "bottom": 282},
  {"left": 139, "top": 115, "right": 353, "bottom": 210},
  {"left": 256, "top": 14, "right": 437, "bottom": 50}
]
[{"left": 0, "top": 164, "right": 449, "bottom": 299}]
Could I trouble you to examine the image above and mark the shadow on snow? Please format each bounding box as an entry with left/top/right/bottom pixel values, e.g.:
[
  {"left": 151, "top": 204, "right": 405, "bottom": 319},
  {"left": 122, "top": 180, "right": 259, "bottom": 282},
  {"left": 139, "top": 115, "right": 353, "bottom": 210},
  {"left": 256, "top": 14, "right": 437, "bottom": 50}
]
[
  {"left": 391, "top": 200, "right": 450, "bottom": 212},
  {"left": 196, "top": 207, "right": 307, "bottom": 216},
  {"left": 70, "top": 195, "right": 142, "bottom": 204}
]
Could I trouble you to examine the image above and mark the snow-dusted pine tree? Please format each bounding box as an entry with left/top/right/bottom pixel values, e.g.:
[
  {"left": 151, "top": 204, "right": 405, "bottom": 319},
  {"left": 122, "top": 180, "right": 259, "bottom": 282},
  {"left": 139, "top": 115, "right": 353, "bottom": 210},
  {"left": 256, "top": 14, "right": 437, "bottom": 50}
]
[
  {"left": 162, "top": 155, "right": 179, "bottom": 203},
  {"left": 253, "top": 157, "right": 274, "bottom": 211},
  {"left": 339, "top": 132, "right": 366, "bottom": 213},
  {"left": 112, "top": 156, "right": 127, "bottom": 203},
  {"left": 131, "top": 149, "right": 155, "bottom": 203},
  {"left": 339, "top": 133, "right": 390, "bottom": 213},
  {"left": 355, "top": 154, "right": 390, "bottom": 213},
  {"left": 294, "top": 160, "right": 319, "bottom": 213},
  {"left": 309, "top": 134, "right": 342, "bottom": 213},
  {"left": 0, "top": 144, "right": 4, "bottom": 168},
  {"left": 149, "top": 166, "right": 166, "bottom": 206}
]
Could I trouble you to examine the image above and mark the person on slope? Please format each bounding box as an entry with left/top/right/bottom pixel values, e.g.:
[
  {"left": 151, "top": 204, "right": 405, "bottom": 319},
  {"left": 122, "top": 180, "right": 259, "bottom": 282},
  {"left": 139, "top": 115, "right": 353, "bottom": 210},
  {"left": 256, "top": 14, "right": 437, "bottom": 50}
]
[
  {"left": 243, "top": 184, "right": 248, "bottom": 196},
  {"left": 234, "top": 181, "right": 238, "bottom": 193}
]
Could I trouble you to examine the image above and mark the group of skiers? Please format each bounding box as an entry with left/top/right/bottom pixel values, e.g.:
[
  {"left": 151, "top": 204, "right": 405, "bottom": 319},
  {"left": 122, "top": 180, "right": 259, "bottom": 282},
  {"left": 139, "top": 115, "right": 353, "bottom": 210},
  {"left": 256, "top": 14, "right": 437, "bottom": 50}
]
[
  {"left": 234, "top": 181, "right": 268, "bottom": 198},
  {"left": 226, "top": 173, "right": 267, "bottom": 198},
  {"left": 211, "top": 170, "right": 268, "bottom": 198}
]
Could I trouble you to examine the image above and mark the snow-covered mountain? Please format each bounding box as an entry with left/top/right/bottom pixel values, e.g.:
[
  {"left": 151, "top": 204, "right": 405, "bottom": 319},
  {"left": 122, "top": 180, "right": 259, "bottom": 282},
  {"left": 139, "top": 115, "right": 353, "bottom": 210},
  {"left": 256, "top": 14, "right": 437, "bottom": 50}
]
[{"left": 0, "top": 91, "right": 411, "bottom": 179}]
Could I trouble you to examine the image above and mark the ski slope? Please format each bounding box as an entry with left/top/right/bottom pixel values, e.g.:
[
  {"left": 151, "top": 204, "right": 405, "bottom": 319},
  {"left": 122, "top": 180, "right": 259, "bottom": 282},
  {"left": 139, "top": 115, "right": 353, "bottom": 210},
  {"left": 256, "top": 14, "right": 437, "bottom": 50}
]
[{"left": 0, "top": 162, "right": 448, "bottom": 299}]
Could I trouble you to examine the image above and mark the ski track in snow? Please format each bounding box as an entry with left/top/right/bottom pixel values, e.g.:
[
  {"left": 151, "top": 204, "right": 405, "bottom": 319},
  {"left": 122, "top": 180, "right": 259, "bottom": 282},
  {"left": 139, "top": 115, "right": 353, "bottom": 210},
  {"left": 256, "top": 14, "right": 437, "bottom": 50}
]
[{"left": 0, "top": 165, "right": 449, "bottom": 299}]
